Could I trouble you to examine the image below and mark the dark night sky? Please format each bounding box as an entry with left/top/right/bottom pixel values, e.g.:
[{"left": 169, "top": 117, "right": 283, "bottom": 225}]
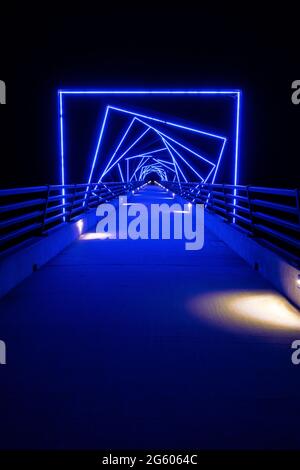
[{"left": 0, "top": 9, "right": 299, "bottom": 187}]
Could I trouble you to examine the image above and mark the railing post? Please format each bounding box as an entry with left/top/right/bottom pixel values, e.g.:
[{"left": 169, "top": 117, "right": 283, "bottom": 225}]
[
  {"left": 95, "top": 183, "right": 103, "bottom": 204},
  {"left": 246, "top": 185, "right": 255, "bottom": 237},
  {"left": 189, "top": 185, "right": 194, "bottom": 202},
  {"left": 209, "top": 186, "right": 215, "bottom": 212},
  {"left": 67, "top": 184, "right": 77, "bottom": 222},
  {"left": 40, "top": 185, "right": 50, "bottom": 235},
  {"left": 84, "top": 184, "right": 91, "bottom": 212},
  {"left": 223, "top": 184, "right": 230, "bottom": 222},
  {"left": 198, "top": 184, "right": 204, "bottom": 204}
]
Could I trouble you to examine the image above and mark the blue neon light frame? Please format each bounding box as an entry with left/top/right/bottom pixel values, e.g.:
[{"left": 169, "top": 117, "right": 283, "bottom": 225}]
[
  {"left": 92, "top": 106, "right": 226, "bottom": 181},
  {"left": 58, "top": 89, "right": 242, "bottom": 193},
  {"left": 99, "top": 118, "right": 218, "bottom": 184}
]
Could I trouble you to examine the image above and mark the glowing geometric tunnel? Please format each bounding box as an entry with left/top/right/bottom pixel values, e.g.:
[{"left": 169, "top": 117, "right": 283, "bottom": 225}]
[{"left": 87, "top": 106, "right": 227, "bottom": 185}]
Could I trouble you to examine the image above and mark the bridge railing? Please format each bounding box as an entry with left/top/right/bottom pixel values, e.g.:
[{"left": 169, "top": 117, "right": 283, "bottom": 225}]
[
  {"left": 164, "top": 182, "right": 300, "bottom": 264},
  {"left": 0, "top": 182, "right": 137, "bottom": 253},
  {"left": 1, "top": 181, "right": 300, "bottom": 264}
]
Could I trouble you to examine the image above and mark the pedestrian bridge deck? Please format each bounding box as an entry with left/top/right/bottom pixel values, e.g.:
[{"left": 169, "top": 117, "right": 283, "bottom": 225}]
[{"left": 0, "top": 185, "right": 300, "bottom": 449}]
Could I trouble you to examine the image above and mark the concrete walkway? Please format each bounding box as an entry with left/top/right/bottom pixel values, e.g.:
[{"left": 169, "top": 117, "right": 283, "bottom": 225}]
[{"left": 0, "top": 185, "right": 300, "bottom": 449}]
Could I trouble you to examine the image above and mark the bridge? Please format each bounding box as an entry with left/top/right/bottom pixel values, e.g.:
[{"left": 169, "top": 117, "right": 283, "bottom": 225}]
[
  {"left": 0, "top": 180, "right": 300, "bottom": 449},
  {"left": 0, "top": 91, "right": 300, "bottom": 450}
]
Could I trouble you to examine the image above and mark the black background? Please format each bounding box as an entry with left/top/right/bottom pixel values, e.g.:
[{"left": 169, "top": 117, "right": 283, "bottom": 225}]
[{"left": 0, "top": 8, "right": 299, "bottom": 188}]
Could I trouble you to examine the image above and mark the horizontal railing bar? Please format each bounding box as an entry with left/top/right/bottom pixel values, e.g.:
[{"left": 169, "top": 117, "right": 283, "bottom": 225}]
[
  {"left": 227, "top": 203, "right": 250, "bottom": 214},
  {"left": 248, "top": 186, "right": 296, "bottom": 196},
  {"left": 47, "top": 194, "right": 72, "bottom": 203},
  {"left": 43, "top": 213, "right": 64, "bottom": 225},
  {"left": 0, "top": 210, "right": 43, "bottom": 229},
  {"left": 253, "top": 211, "right": 300, "bottom": 232},
  {"left": 250, "top": 199, "right": 298, "bottom": 214},
  {"left": 227, "top": 212, "right": 251, "bottom": 224},
  {"left": 0, "top": 222, "right": 42, "bottom": 244},
  {"left": 254, "top": 224, "right": 300, "bottom": 248},
  {"left": 68, "top": 205, "right": 85, "bottom": 216},
  {"left": 224, "top": 194, "right": 248, "bottom": 202},
  {"left": 1, "top": 182, "right": 299, "bottom": 264},
  {"left": 0, "top": 199, "right": 46, "bottom": 213},
  {"left": 206, "top": 203, "right": 227, "bottom": 214},
  {"left": 44, "top": 182, "right": 130, "bottom": 191},
  {"left": 70, "top": 200, "right": 85, "bottom": 208},
  {"left": 0, "top": 186, "right": 48, "bottom": 196},
  {"left": 259, "top": 239, "right": 300, "bottom": 264},
  {"left": 196, "top": 188, "right": 209, "bottom": 195},
  {"left": 208, "top": 190, "right": 224, "bottom": 197},
  {"left": 45, "top": 203, "right": 71, "bottom": 214},
  {"left": 88, "top": 200, "right": 102, "bottom": 208},
  {"left": 168, "top": 184, "right": 296, "bottom": 196},
  {"left": 72, "top": 191, "right": 89, "bottom": 198},
  {"left": 209, "top": 197, "right": 226, "bottom": 205},
  {"left": 164, "top": 181, "right": 300, "bottom": 263}
]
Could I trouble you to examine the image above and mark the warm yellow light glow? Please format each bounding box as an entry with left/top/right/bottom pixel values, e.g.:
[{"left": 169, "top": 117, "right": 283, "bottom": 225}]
[{"left": 187, "top": 290, "right": 300, "bottom": 335}]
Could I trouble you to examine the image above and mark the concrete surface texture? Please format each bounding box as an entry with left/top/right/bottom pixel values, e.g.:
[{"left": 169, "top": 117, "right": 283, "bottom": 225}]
[{"left": 0, "top": 184, "right": 300, "bottom": 449}]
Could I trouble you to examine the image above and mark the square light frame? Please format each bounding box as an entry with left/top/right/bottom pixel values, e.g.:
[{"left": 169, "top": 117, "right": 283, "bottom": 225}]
[{"left": 58, "top": 90, "right": 241, "bottom": 189}]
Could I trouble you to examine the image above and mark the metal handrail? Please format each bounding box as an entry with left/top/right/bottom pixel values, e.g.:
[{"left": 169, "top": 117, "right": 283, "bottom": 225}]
[
  {"left": 164, "top": 182, "right": 300, "bottom": 264},
  {"left": 1, "top": 181, "right": 300, "bottom": 264},
  {"left": 0, "top": 182, "right": 137, "bottom": 253}
]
